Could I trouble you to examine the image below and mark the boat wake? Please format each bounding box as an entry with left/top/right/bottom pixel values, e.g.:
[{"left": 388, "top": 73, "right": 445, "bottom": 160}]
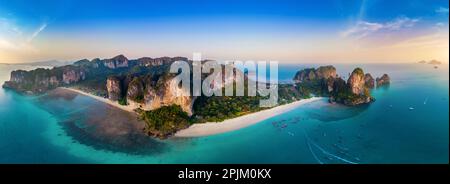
[{"left": 302, "top": 130, "right": 358, "bottom": 164}]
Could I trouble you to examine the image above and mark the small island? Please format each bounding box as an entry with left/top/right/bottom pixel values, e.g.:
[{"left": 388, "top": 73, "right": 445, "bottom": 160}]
[
  {"left": 418, "top": 59, "right": 443, "bottom": 65},
  {"left": 2, "top": 55, "right": 390, "bottom": 138}
]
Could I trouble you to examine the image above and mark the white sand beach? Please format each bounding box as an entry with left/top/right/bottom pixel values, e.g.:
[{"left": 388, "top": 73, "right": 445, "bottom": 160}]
[
  {"left": 60, "top": 87, "right": 139, "bottom": 113},
  {"left": 175, "top": 97, "right": 323, "bottom": 137}
]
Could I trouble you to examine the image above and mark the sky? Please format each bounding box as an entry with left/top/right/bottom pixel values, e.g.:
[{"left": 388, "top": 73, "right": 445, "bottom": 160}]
[{"left": 0, "top": 0, "right": 448, "bottom": 63}]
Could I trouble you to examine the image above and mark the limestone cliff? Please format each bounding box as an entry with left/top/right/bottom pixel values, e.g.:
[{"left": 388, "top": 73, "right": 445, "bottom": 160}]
[
  {"left": 62, "top": 67, "right": 86, "bottom": 84},
  {"left": 293, "top": 68, "right": 316, "bottom": 82},
  {"left": 376, "top": 74, "right": 390, "bottom": 87},
  {"left": 142, "top": 74, "right": 194, "bottom": 115},
  {"left": 293, "top": 65, "right": 336, "bottom": 83},
  {"left": 364, "top": 73, "right": 375, "bottom": 89},
  {"left": 106, "top": 73, "right": 195, "bottom": 115},
  {"left": 3, "top": 66, "right": 84, "bottom": 93},
  {"left": 136, "top": 56, "right": 189, "bottom": 67},
  {"left": 106, "top": 76, "right": 123, "bottom": 101},
  {"left": 347, "top": 68, "right": 365, "bottom": 95},
  {"left": 104, "top": 55, "right": 129, "bottom": 69},
  {"left": 315, "top": 65, "right": 337, "bottom": 80},
  {"left": 126, "top": 77, "right": 145, "bottom": 104},
  {"left": 293, "top": 66, "right": 375, "bottom": 106},
  {"left": 2, "top": 55, "right": 191, "bottom": 94},
  {"left": 338, "top": 68, "right": 373, "bottom": 105}
]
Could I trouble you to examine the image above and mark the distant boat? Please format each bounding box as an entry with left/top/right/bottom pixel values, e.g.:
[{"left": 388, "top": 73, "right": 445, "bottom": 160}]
[
  {"left": 409, "top": 107, "right": 414, "bottom": 110},
  {"left": 424, "top": 97, "right": 428, "bottom": 105}
]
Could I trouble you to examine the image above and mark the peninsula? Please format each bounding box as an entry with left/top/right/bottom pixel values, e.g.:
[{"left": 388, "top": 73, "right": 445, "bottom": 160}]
[{"left": 2, "top": 55, "right": 389, "bottom": 138}]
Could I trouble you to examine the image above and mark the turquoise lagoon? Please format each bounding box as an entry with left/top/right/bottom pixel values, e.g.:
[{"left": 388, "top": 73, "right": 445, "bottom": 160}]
[{"left": 0, "top": 63, "right": 448, "bottom": 163}]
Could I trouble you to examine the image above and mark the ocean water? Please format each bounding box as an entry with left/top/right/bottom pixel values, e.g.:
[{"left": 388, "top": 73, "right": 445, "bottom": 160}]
[{"left": 0, "top": 63, "right": 448, "bottom": 164}]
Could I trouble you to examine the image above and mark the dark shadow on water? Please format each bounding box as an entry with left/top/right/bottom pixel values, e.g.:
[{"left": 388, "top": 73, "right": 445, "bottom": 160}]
[
  {"left": 39, "top": 88, "right": 78, "bottom": 101},
  {"left": 59, "top": 119, "right": 168, "bottom": 155},
  {"left": 305, "top": 102, "right": 370, "bottom": 122},
  {"left": 376, "top": 84, "right": 390, "bottom": 91},
  {"left": 34, "top": 88, "right": 170, "bottom": 156}
]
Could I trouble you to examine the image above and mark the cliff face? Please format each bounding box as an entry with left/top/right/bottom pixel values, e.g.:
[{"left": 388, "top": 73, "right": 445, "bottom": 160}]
[
  {"left": 106, "top": 76, "right": 123, "bottom": 101},
  {"left": 104, "top": 55, "right": 129, "bottom": 69},
  {"left": 62, "top": 67, "right": 86, "bottom": 84},
  {"left": 293, "top": 65, "right": 337, "bottom": 96},
  {"left": 315, "top": 65, "right": 337, "bottom": 80},
  {"left": 293, "top": 66, "right": 376, "bottom": 106},
  {"left": 364, "top": 73, "right": 375, "bottom": 89},
  {"left": 293, "top": 65, "right": 336, "bottom": 83},
  {"left": 136, "top": 57, "right": 189, "bottom": 67},
  {"left": 376, "top": 74, "right": 390, "bottom": 87},
  {"left": 3, "top": 66, "right": 83, "bottom": 93},
  {"left": 293, "top": 68, "right": 316, "bottom": 82},
  {"left": 337, "top": 68, "right": 373, "bottom": 105},
  {"left": 347, "top": 68, "right": 365, "bottom": 95},
  {"left": 10, "top": 70, "right": 27, "bottom": 83},
  {"left": 143, "top": 74, "right": 194, "bottom": 115},
  {"left": 106, "top": 73, "right": 195, "bottom": 115},
  {"left": 3, "top": 55, "right": 190, "bottom": 94}
]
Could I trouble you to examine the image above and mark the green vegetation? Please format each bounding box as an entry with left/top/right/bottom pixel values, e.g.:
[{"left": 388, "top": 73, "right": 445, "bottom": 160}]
[
  {"left": 192, "top": 82, "right": 263, "bottom": 122},
  {"left": 278, "top": 84, "right": 308, "bottom": 104},
  {"left": 193, "top": 95, "right": 264, "bottom": 123},
  {"left": 118, "top": 98, "right": 127, "bottom": 105},
  {"left": 192, "top": 83, "right": 312, "bottom": 123},
  {"left": 141, "top": 105, "right": 192, "bottom": 138},
  {"left": 353, "top": 68, "right": 364, "bottom": 76},
  {"left": 295, "top": 79, "right": 330, "bottom": 97},
  {"left": 128, "top": 77, "right": 145, "bottom": 103},
  {"left": 329, "top": 77, "right": 372, "bottom": 105}
]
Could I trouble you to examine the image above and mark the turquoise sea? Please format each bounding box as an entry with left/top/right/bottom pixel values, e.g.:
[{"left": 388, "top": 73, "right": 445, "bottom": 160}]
[{"left": 0, "top": 63, "right": 448, "bottom": 164}]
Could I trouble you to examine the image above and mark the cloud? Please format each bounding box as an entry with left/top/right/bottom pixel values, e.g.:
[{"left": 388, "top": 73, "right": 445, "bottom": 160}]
[
  {"left": 27, "top": 22, "right": 47, "bottom": 42},
  {"left": 435, "top": 7, "right": 449, "bottom": 14},
  {"left": 0, "top": 17, "right": 47, "bottom": 52},
  {"left": 341, "top": 16, "right": 420, "bottom": 39},
  {"left": 341, "top": 21, "right": 383, "bottom": 39}
]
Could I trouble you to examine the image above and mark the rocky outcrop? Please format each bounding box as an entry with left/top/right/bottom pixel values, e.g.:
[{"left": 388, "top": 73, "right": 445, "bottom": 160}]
[
  {"left": 3, "top": 55, "right": 191, "bottom": 94},
  {"left": 106, "top": 76, "right": 123, "bottom": 101},
  {"left": 104, "top": 55, "right": 129, "bottom": 69},
  {"left": 376, "top": 74, "right": 390, "bottom": 87},
  {"left": 105, "top": 73, "right": 195, "bottom": 115},
  {"left": 136, "top": 56, "right": 189, "bottom": 67},
  {"left": 315, "top": 65, "right": 337, "bottom": 80},
  {"left": 3, "top": 66, "right": 85, "bottom": 93},
  {"left": 347, "top": 68, "right": 365, "bottom": 95},
  {"left": 428, "top": 60, "right": 442, "bottom": 65},
  {"left": 325, "top": 68, "right": 375, "bottom": 106},
  {"left": 364, "top": 73, "right": 375, "bottom": 89},
  {"left": 143, "top": 74, "right": 194, "bottom": 115},
  {"left": 62, "top": 67, "right": 85, "bottom": 84},
  {"left": 293, "top": 68, "right": 316, "bottom": 82},
  {"left": 10, "top": 70, "right": 25, "bottom": 83},
  {"left": 293, "top": 65, "right": 336, "bottom": 83},
  {"left": 126, "top": 77, "right": 145, "bottom": 104}
]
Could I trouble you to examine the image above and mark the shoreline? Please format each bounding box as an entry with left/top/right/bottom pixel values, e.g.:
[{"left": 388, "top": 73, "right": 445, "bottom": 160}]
[
  {"left": 60, "top": 87, "right": 138, "bottom": 113},
  {"left": 61, "top": 87, "right": 323, "bottom": 138},
  {"left": 174, "top": 97, "right": 324, "bottom": 137}
]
